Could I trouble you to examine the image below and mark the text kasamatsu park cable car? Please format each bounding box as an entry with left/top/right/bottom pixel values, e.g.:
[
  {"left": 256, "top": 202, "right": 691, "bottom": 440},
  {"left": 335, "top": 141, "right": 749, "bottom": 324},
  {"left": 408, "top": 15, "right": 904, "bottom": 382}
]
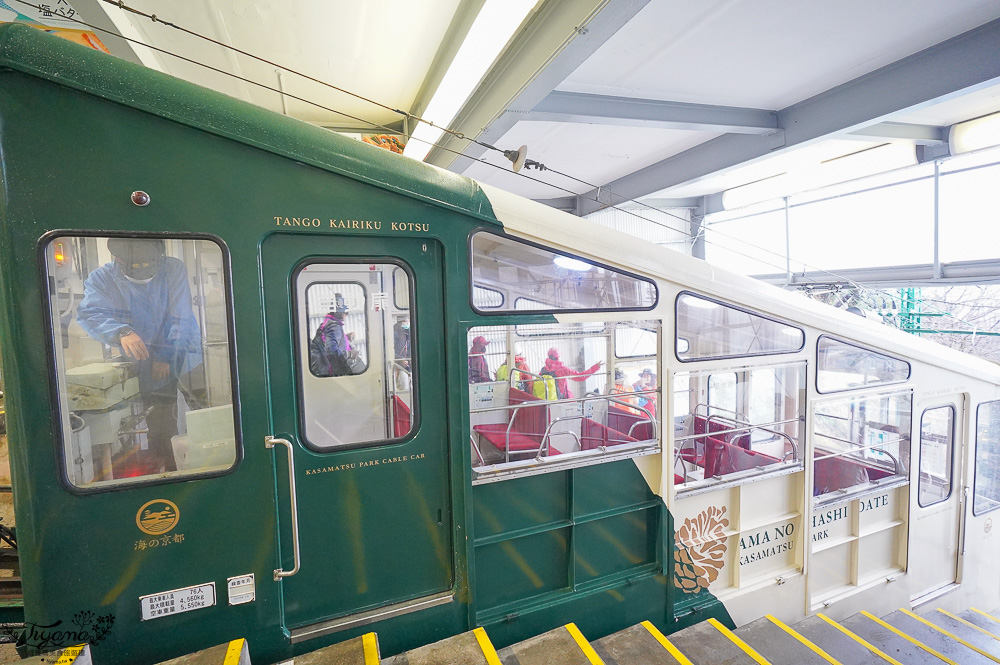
[{"left": 1, "top": 23, "right": 1000, "bottom": 665}]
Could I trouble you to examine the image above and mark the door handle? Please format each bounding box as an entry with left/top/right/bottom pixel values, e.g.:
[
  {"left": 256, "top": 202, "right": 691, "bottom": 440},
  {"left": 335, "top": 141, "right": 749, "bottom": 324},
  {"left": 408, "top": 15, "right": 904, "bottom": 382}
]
[{"left": 265, "top": 436, "right": 301, "bottom": 580}]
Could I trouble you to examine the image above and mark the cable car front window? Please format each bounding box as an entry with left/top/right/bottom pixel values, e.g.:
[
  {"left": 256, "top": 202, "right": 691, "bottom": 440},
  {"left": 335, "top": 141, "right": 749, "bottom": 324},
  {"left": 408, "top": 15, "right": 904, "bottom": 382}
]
[{"left": 44, "top": 235, "right": 239, "bottom": 490}]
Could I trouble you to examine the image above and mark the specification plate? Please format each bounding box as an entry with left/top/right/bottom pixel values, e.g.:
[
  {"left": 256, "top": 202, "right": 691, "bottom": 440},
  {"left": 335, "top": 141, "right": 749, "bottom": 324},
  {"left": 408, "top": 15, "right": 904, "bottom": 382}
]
[
  {"left": 140, "top": 582, "right": 216, "bottom": 620},
  {"left": 227, "top": 574, "right": 255, "bottom": 605}
]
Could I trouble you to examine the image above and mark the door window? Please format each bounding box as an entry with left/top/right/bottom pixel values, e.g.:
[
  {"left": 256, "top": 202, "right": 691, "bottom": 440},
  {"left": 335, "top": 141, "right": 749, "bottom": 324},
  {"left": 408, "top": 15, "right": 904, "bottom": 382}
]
[
  {"left": 44, "top": 235, "right": 238, "bottom": 489},
  {"left": 296, "top": 262, "right": 414, "bottom": 449},
  {"left": 918, "top": 406, "right": 955, "bottom": 507}
]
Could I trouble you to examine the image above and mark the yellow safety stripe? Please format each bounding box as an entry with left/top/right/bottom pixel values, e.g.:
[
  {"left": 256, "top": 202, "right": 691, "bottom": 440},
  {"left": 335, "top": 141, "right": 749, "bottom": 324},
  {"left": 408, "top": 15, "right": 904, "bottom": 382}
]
[
  {"left": 900, "top": 609, "right": 1000, "bottom": 664},
  {"left": 707, "top": 618, "right": 771, "bottom": 665},
  {"left": 565, "top": 623, "right": 603, "bottom": 665},
  {"left": 861, "top": 611, "right": 959, "bottom": 665},
  {"left": 972, "top": 608, "right": 1000, "bottom": 625},
  {"left": 362, "top": 632, "right": 380, "bottom": 665},
  {"left": 938, "top": 609, "right": 1000, "bottom": 643},
  {"left": 223, "top": 638, "right": 245, "bottom": 665},
  {"left": 641, "top": 620, "right": 694, "bottom": 665},
  {"left": 816, "top": 614, "right": 902, "bottom": 665},
  {"left": 473, "top": 627, "right": 504, "bottom": 665},
  {"left": 765, "top": 615, "right": 841, "bottom": 664}
]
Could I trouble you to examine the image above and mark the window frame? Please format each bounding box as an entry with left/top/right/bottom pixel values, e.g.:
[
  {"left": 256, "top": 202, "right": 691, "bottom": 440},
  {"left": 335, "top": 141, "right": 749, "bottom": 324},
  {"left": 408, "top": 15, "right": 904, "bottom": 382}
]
[
  {"left": 292, "top": 258, "right": 419, "bottom": 453},
  {"left": 815, "top": 334, "right": 911, "bottom": 395},
  {"left": 38, "top": 230, "right": 243, "bottom": 495},
  {"left": 468, "top": 229, "right": 659, "bottom": 315},
  {"left": 673, "top": 291, "right": 805, "bottom": 363},
  {"left": 917, "top": 404, "right": 956, "bottom": 508},
  {"left": 973, "top": 399, "right": 1000, "bottom": 516}
]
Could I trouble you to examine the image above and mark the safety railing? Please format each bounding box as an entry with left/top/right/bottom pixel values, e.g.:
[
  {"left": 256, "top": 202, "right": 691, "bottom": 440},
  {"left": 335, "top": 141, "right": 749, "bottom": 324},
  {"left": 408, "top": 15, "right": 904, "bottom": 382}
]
[
  {"left": 470, "top": 389, "right": 659, "bottom": 484},
  {"left": 674, "top": 415, "right": 803, "bottom": 487}
]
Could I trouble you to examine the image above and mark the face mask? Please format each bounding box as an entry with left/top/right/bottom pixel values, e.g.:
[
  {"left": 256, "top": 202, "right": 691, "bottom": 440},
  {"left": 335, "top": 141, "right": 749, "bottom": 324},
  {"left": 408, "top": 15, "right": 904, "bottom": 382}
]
[
  {"left": 123, "top": 274, "right": 154, "bottom": 285},
  {"left": 117, "top": 256, "right": 161, "bottom": 281},
  {"left": 401, "top": 323, "right": 410, "bottom": 331}
]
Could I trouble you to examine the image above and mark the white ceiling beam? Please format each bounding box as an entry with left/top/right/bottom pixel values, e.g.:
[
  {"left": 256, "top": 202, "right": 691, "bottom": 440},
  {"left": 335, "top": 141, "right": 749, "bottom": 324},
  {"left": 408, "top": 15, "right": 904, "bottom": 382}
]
[
  {"left": 755, "top": 258, "right": 1000, "bottom": 288},
  {"left": 426, "top": 0, "right": 653, "bottom": 170},
  {"left": 570, "top": 17, "right": 1000, "bottom": 216},
  {"left": 529, "top": 91, "right": 778, "bottom": 134},
  {"left": 847, "top": 121, "right": 947, "bottom": 145}
]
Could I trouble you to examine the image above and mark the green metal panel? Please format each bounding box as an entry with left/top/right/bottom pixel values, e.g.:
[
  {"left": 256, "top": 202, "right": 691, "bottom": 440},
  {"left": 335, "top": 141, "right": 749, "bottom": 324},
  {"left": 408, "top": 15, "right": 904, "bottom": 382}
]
[
  {"left": 475, "top": 528, "right": 571, "bottom": 610},
  {"left": 474, "top": 471, "right": 570, "bottom": 539},
  {"left": 575, "top": 509, "right": 657, "bottom": 584},
  {"left": 573, "top": 460, "right": 660, "bottom": 518}
]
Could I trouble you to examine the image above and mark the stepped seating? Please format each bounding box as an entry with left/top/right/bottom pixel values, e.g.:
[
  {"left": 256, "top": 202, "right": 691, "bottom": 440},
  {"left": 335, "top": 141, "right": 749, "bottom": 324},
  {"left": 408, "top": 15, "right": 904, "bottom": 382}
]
[{"left": 129, "top": 606, "right": 1000, "bottom": 663}]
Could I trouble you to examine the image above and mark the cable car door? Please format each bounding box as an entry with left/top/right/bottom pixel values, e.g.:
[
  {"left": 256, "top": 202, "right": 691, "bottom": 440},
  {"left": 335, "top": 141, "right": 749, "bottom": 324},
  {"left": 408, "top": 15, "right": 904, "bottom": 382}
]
[
  {"left": 910, "top": 396, "right": 965, "bottom": 603},
  {"left": 261, "top": 233, "right": 453, "bottom": 641}
]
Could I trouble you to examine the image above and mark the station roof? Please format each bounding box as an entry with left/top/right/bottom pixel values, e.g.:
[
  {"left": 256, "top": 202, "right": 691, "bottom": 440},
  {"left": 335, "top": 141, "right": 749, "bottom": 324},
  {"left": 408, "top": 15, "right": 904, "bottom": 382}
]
[{"left": 27, "top": 0, "right": 1000, "bottom": 212}]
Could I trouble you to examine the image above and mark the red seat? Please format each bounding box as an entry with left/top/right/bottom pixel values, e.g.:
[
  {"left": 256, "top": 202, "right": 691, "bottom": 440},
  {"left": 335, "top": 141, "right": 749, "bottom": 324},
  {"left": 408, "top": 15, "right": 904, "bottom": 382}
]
[
  {"left": 580, "top": 417, "right": 638, "bottom": 450},
  {"left": 814, "top": 451, "right": 893, "bottom": 496},
  {"left": 608, "top": 406, "right": 654, "bottom": 441},
  {"left": 703, "top": 437, "right": 780, "bottom": 478},
  {"left": 473, "top": 387, "right": 549, "bottom": 456},
  {"left": 392, "top": 395, "right": 411, "bottom": 438}
]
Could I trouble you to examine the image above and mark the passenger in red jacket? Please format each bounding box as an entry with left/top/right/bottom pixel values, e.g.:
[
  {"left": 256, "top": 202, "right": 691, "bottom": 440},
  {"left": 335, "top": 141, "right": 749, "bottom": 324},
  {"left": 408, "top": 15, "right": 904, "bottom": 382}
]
[{"left": 542, "top": 348, "right": 604, "bottom": 399}]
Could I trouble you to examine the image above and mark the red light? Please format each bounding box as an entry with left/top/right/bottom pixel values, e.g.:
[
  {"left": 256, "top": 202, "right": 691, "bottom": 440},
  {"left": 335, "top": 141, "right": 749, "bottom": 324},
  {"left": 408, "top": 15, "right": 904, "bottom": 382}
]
[{"left": 54, "top": 242, "right": 65, "bottom": 264}]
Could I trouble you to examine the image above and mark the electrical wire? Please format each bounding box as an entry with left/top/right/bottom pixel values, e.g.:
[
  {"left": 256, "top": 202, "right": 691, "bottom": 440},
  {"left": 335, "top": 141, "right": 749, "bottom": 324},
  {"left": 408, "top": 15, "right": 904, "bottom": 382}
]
[{"left": 10, "top": 0, "right": 990, "bottom": 333}]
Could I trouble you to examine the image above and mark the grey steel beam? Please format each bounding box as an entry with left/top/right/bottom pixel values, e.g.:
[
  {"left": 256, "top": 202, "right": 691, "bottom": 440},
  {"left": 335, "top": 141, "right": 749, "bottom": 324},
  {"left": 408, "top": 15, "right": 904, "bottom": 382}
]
[
  {"left": 427, "top": 0, "right": 653, "bottom": 171},
  {"left": 847, "top": 122, "right": 947, "bottom": 145},
  {"left": 755, "top": 258, "right": 1000, "bottom": 288},
  {"left": 529, "top": 91, "right": 777, "bottom": 134},
  {"left": 573, "top": 17, "right": 1000, "bottom": 216}
]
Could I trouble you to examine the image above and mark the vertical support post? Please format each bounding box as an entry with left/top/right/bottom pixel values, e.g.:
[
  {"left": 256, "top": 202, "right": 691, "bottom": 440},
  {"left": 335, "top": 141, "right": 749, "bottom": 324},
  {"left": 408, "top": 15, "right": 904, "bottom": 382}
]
[
  {"left": 784, "top": 196, "right": 792, "bottom": 286},
  {"left": 933, "top": 160, "right": 942, "bottom": 280},
  {"left": 690, "top": 199, "right": 706, "bottom": 260}
]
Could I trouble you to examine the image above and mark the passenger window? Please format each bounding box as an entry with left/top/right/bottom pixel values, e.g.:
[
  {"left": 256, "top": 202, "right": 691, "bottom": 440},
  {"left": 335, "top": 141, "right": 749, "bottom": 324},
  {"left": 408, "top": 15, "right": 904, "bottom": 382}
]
[
  {"left": 471, "top": 232, "right": 657, "bottom": 313},
  {"left": 813, "top": 390, "right": 911, "bottom": 502},
  {"left": 296, "top": 262, "right": 414, "bottom": 449},
  {"left": 675, "top": 292, "right": 804, "bottom": 361},
  {"left": 974, "top": 400, "right": 1000, "bottom": 515},
  {"left": 44, "top": 235, "right": 238, "bottom": 489},
  {"left": 816, "top": 336, "right": 910, "bottom": 393},
  {"left": 468, "top": 321, "right": 660, "bottom": 482},
  {"left": 674, "top": 362, "right": 805, "bottom": 492},
  {"left": 918, "top": 406, "right": 954, "bottom": 507}
]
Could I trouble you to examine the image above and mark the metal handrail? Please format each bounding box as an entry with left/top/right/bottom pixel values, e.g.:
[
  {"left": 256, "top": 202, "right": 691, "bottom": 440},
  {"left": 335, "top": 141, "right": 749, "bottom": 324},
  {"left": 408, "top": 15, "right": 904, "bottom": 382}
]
[
  {"left": 674, "top": 417, "right": 802, "bottom": 483},
  {"left": 265, "top": 436, "right": 301, "bottom": 580},
  {"left": 814, "top": 439, "right": 903, "bottom": 477},
  {"left": 694, "top": 403, "right": 748, "bottom": 423},
  {"left": 471, "top": 392, "right": 658, "bottom": 464}
]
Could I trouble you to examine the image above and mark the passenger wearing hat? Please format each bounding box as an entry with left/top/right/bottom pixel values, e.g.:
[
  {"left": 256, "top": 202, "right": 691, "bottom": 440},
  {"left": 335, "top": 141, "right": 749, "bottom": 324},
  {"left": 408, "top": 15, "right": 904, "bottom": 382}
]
[
  {"left": 633, "top": 368, "right": 658, "bottom": 416},
  {"left": 542, "top": 347, "right": 604, "bottom": 399},
  {"left": 468, "top": 335, "right": 492, "bottom": 384},
  {"left": 77, "top": 237, "right": 202, "bottom": 473}
]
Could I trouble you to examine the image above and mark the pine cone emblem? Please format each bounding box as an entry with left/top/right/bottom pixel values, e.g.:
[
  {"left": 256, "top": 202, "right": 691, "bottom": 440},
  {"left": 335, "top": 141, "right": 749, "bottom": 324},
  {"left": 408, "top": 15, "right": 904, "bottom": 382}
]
[{"left": 673, "top": 506, "right": 729, "bottom": 594}]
